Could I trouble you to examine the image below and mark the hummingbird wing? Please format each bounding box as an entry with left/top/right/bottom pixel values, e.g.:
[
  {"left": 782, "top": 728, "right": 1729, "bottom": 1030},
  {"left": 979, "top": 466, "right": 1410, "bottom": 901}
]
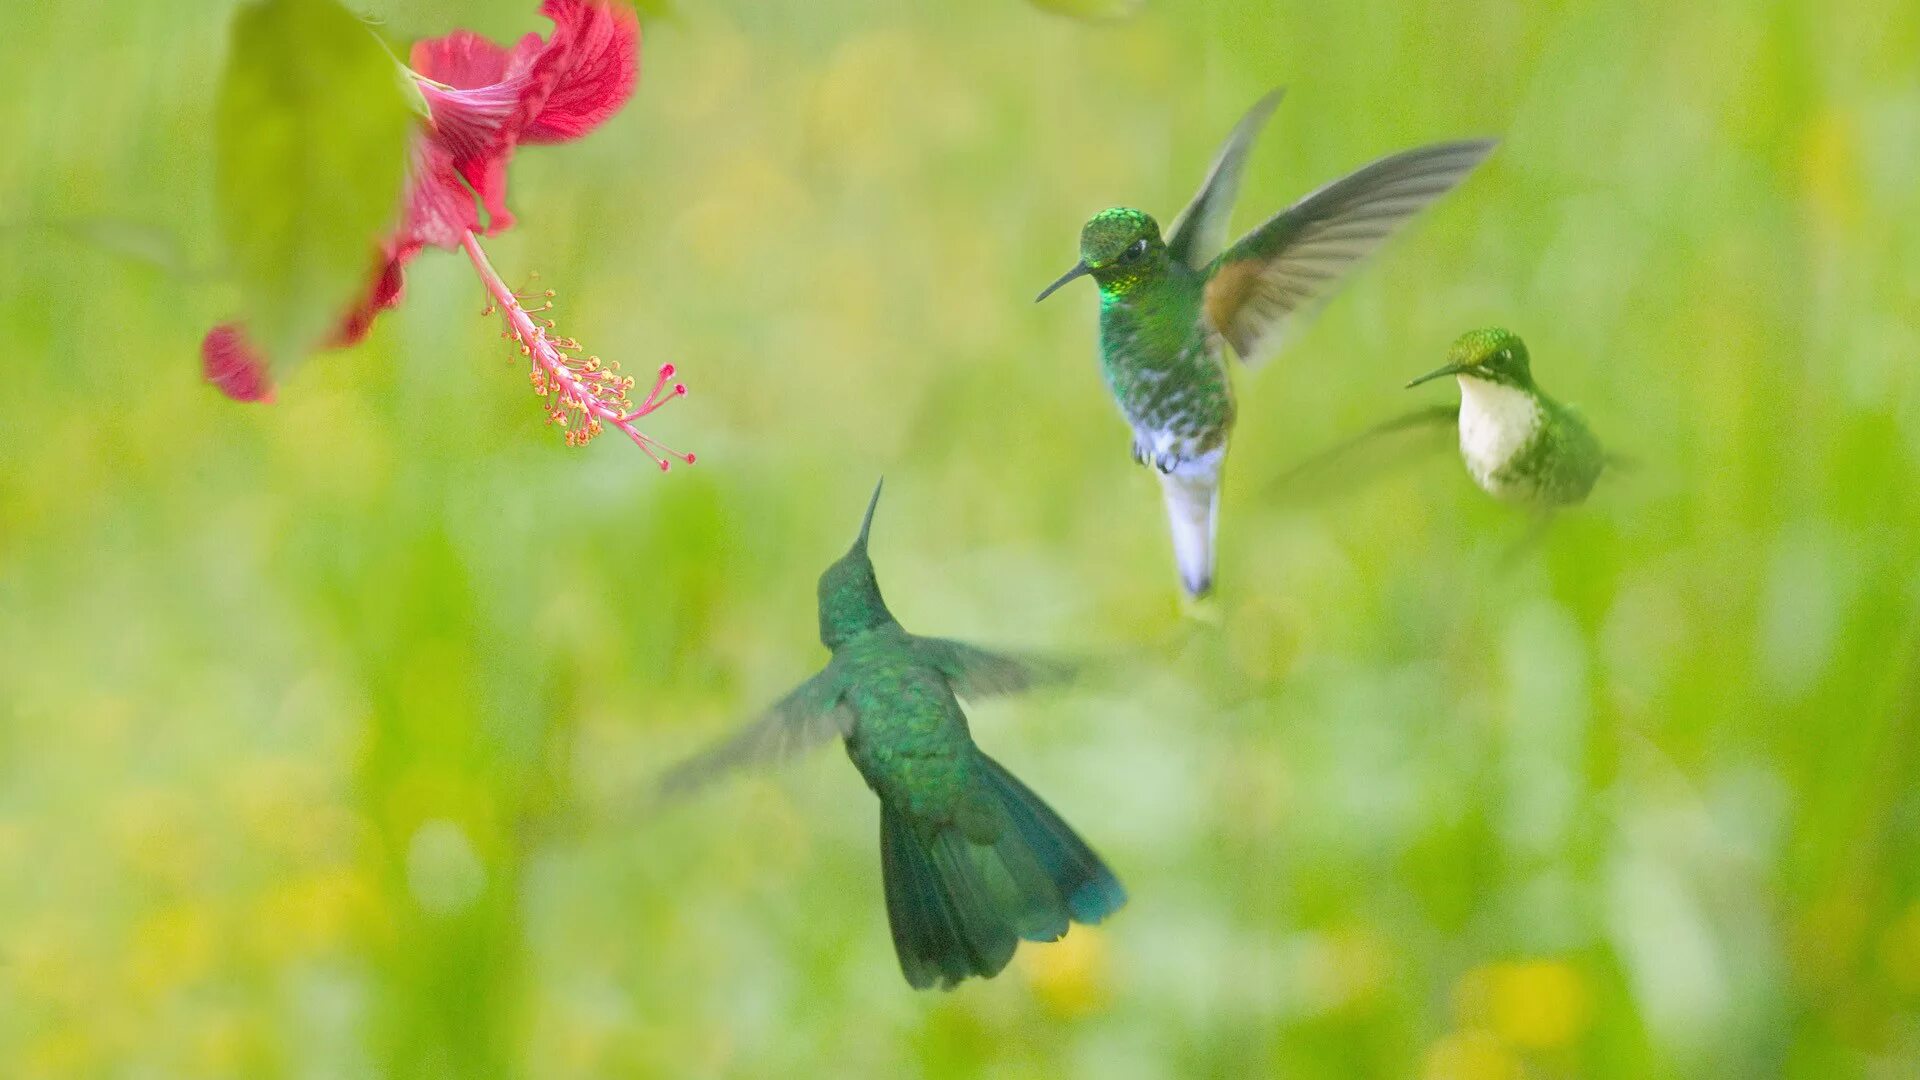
[
  {"left": 1202, "top": 139, "right": 1497, "bottom": 367},
  {"left": 656, "top": 665, "right": 853, "bottom": 798},
  {"left": 1164, "top": 88, "right": 1285, "bottom": 271},
  {"left": 911, "top": 637, "right": 1076, "bottom": 700},
  {"left": 1265, "top": 404, "right": 1458, "bottom": 504}
]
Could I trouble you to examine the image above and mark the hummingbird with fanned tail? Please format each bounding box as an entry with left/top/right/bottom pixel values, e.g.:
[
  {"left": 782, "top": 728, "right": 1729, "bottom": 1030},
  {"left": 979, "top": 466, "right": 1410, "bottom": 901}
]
[
  {"left": 1405, "top": 327, "right": 1608, "bottom": 507},
  {"left": 1036, "top": 89, "right": 1496, "bottom": 597},
  {"left": 659, "top": 481, "right": 1126, "bottom": 990}
]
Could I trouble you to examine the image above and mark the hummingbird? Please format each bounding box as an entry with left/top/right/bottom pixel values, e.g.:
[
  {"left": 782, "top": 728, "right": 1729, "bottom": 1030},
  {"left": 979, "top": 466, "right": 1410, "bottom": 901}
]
[
  {"left": 659, "top": 481, "right": 1126, "bottom": 990},
  {"left": 1036, "top": 89, "right": 1496, "bottom": 597},
  {"left": 1405, "top": 327, "right": 1605, "bottom": 506}
]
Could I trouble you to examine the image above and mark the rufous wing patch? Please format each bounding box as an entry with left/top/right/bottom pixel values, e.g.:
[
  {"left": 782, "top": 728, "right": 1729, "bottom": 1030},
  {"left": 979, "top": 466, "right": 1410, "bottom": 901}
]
[{"left": 1202, "top": 258, "right": 1261, "bottom": 347}]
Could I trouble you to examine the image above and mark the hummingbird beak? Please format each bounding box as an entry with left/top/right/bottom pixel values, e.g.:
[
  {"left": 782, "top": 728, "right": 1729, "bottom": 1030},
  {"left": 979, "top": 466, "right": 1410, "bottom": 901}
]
[
  {"left": 1406, "top": 362, "right": 1469, "bottom": 389},
  {"left": 852, "top": 477, "right": 884, "bottom": 554},
  {"left": 1034, "top": 261, "right": 1091, "bottom": 303}
]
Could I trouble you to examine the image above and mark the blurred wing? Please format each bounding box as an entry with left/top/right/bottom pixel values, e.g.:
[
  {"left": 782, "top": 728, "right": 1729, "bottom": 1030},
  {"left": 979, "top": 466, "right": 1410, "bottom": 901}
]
[
  {"left": 913, "top": 637, "right": 1076, "bottom": 700},
  {"left": 1203, "top": 139, "right": 1497, "bottom": 367},
  {"left": 1266, "top": 404, "right": 1458, "bottom": 505},
  {"left": 1164, "top": 88, "right": 1285, "bottom": 270},
  {"left": 657, "top": 666, "right": 852, "bottom": 798}
]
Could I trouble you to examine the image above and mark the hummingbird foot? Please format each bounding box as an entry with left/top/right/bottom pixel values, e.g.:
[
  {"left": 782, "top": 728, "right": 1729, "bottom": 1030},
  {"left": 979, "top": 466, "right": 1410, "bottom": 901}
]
[{"left": 1129, "top": 437, "right": 1182, "bottom": 475}]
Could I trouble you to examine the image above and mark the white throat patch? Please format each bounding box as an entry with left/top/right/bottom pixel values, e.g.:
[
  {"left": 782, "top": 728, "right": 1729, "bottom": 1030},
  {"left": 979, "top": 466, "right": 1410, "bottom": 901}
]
[{"left": 1456, "top": 375, "right": 1541, "bottom": 490}]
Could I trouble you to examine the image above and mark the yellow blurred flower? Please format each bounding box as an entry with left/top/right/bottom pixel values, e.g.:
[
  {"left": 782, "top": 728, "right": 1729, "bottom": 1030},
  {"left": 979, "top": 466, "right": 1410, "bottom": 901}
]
[
  {"left": 1297, "top": 925, "right": 1391, "bottom": 1014},
  {"left": 1017, "top": 924, "right": 1111, "bottom": 1017},
  {"left": 247, "top": 867, "right": 375, "bottom": 963},
  {"left": 1878, "top": 902, "right": 1920, "bottom": 995},
  {"left": 23, "top": 1025, "right": 98, "bottom": 1080},
  {"left": 108, "top": 786, "right": 210, "bottom": 893},
  {"left": 1423, "top": 1029, "right": 1520, "bottom": 1080},
  {"left": 1800, "top": 107, "right": 1861, "bottom": 236},
  {"left": 190, "top": 1007, "right": 260, "bottom": 1076},
  {"left": 224, "top": 756, "right": 354, "bottom": 863},
  {"left": 9, "top": 914, "right": 92, "bottom": 1014},
  {"left": 125, "top": 903, "right": 218, "bottom": 1001},
  {"left": 1457, "top": 959, "right": 1592, "bottom": 1051}
]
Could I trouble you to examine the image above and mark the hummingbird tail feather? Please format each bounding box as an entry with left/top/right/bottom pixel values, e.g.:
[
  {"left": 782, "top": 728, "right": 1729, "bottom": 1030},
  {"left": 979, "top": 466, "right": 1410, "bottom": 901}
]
[
  {"left": 975, "top": 753, "right": 1127, "bottom": 926},
  {"left": 1160, "top": 470, "right": 1220, "bottom": 598},
  {"left": 878, "top": 754, "right": 1126, "bottom": 990}
]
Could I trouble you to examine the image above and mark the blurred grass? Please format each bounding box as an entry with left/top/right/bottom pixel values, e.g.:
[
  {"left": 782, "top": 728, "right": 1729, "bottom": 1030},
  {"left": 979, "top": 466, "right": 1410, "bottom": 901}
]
[{"left": 3, "top": 0, "right": 1920, "bottom": 1076}]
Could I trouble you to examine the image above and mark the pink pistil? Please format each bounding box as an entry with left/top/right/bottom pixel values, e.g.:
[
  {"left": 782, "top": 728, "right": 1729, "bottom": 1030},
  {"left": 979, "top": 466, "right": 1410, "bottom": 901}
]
[{"left": 461, "top": 230, "right": 692, "bottom": 467}]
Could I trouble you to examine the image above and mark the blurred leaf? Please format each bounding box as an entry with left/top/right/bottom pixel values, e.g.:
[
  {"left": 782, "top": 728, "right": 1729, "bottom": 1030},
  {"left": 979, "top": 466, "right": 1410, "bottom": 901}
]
[
  {"left": 618, "top": 0, "right": 679, "bottom": 23},
  {"left": 1028, "top": 0, "right": 1146, "bottom": 22},
  {"left": 214, "top": 0, "right": 411, "bottom": 367},
  {"left": 3, "top": 217, "right": 203, "bottom": 278}
]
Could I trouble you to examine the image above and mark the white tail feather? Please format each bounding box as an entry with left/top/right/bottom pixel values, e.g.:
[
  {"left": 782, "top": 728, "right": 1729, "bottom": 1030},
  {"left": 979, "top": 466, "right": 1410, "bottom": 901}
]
[{"left": 1159, "top": 470, "right": 1219, "bottom": 598}]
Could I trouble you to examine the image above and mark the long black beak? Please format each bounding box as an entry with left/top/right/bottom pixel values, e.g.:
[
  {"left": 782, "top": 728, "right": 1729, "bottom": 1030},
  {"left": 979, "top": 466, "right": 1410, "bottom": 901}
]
[
  {"left": 1406, "top": 362, "right": 1468, "bottom": 389},
  {"left": 852, "top": 477, "right": 883, "bottom": 554},
  {"left": 1034, "top": 261, "right": 1091, "bottom": 303}
]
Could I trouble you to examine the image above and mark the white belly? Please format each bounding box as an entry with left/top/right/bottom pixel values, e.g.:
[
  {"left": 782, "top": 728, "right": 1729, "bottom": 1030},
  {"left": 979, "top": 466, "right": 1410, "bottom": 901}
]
[{"left": 1457, "top": 376, "right": 1541, "bottom": 494}]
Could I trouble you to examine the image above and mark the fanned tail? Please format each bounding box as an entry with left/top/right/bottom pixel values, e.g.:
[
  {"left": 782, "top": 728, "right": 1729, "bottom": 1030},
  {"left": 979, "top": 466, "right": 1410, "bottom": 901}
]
[{"left": 879, "top": 753, "right": 1126, "bottom": 990}]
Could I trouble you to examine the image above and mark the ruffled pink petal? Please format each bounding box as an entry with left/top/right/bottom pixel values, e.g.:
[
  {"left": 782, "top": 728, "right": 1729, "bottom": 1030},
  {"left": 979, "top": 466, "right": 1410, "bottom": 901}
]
[
  {"left": 398, "top": 137, "right": 487, "bottom": 251},
  {"left": 400, "top": 0, "right": 637, "bottom": 246},
  {"left": 410, "top": 37, "right": 541, "bottom": 236},
  {"left": 410, "top": 28, "right": 518, "bottom": 89},
  {"left": 202, "top": 324, "right": 275, "bottom": 403},
  {"left": 416, "top": 79, "right": 523, "bottom": 170},
  {"left": 514, "top": 0, "right": 639, "bottom": 145}
]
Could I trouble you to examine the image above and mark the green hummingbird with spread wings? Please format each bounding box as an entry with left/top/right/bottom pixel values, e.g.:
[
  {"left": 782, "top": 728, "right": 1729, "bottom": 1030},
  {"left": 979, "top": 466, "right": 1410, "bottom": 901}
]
[
  {"left": 1036, "top": 89, "right": 1496, "bottom": 597},
  {"left": 1406, "top": 327, "right": 1607, "bottom": 506},
  {"left": 661, "top": 481, "right": 1125, "bottom": 990}
]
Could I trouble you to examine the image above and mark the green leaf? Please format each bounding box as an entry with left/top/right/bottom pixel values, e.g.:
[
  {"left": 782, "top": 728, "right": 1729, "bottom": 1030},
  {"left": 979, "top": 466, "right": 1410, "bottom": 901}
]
[
  {"left": 618, "top": 0, "right": 679, "bottom": 22},
  {"left": 1028, "top": 0, "right": 1146, "bottom": 21},
  {"left": 622, "top": 0, "right": 683, "bottom": 18},
  {"left": 214, "top": 0, "right": 413, "bottom": 368}
]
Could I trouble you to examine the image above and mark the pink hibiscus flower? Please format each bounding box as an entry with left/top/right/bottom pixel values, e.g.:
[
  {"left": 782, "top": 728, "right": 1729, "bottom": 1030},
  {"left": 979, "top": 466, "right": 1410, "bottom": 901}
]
[{"left": 204, "top": 0, "right": 691, "bottom": 468}]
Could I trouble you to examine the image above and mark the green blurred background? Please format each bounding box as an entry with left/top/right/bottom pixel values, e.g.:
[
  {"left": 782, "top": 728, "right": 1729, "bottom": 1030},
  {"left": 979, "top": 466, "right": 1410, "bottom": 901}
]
[{"left": 4, "top": 0, "right": 1920, "bottom": 1076}]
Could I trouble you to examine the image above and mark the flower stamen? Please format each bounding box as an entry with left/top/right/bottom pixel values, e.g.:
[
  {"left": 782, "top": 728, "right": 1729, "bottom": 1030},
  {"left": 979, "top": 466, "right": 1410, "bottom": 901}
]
[{"left": 461, "top": 230, "right": 692, "bottom": 465}]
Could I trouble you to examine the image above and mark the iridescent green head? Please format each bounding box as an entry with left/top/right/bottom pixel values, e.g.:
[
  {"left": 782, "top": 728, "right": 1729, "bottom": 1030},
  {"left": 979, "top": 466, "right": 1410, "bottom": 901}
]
[
  {"left": 818, "top": 479, "right": 894, "bottom": 648},
  {"left": 1035, "top": 208, "right": 1167, "bottom": 302},
  {"left": 1407, "top": 327, "right": 1533, "bottom": 389}
]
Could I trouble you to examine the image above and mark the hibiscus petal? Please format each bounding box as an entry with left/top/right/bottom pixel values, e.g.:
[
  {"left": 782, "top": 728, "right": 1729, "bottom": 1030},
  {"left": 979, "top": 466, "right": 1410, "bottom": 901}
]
[
  {"left": 332, "top": 251, "right": 411, "bottom": 347},
  {"left": 516, "top": 0, "right": 639, "bottom": 144},
  {"left": 399, "top": 136, "right": 488, "bottom": 251},
  {"left": 410, "top": 28, "right": 517, "bottom": 89},
  {"left": 202, "top": 244, "right": 417, "bottom": 400},
  {"left": 466, "top": 154, "right": 516, "bottom": 236},
  {"left": 202, "top": 324, "right": 275, "bottom": 403},
  {"left": 415, "top": 78, "right": 523, "bottom": 176}
]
